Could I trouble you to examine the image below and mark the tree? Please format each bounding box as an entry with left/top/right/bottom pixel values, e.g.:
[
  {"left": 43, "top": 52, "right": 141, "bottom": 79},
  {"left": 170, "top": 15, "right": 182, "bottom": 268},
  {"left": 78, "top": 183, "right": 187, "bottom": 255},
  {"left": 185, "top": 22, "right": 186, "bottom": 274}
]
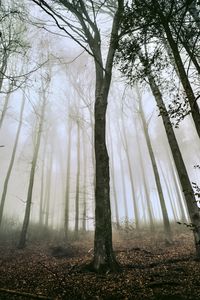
[
  {"left": 18, "top": 76, "right": 49, "bottom": 248},
  {"left": 0, "top": 92, "right": 25, "bottom": 226},
  {"left": 117, "top": 0, "right": 200, "bottom": 137},
  {"left": 137, "top": 91, "right": 172, "bottom": 243},
  {"left": 31, "top": 0, "right": 124, "bottom": 272}
]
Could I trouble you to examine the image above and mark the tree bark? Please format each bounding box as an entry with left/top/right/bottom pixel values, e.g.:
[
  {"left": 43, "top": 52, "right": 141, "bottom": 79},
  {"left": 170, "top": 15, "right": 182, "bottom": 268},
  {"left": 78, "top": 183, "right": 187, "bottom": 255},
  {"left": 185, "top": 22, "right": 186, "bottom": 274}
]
[
  {"left": 146, "top": 70, "right": 200, "bottom": 257},
  {"left": 87, "top": 1, "right": 124, "bottom": 272},
  {"left": 154, "top": 1, "right": 200, "bottom": 138},
  {"left": 137, "top": 91, "right": 173, "bottom": 243}
]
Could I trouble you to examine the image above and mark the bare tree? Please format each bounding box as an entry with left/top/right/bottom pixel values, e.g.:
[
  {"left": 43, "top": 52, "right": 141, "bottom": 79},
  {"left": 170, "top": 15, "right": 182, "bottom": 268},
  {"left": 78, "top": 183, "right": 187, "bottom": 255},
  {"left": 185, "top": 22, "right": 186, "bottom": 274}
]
[
  {"left": 0, "top": 92, "right": 25, "bottom": 226},
  {"left": 18, "top": 76, "right": 49, "bottom": 248},
  {"left": 31, "top": 0, "right": 124, "bottom": 272},
  {"left": 137, "top": 91, "right": 173, "bottom": 243}
]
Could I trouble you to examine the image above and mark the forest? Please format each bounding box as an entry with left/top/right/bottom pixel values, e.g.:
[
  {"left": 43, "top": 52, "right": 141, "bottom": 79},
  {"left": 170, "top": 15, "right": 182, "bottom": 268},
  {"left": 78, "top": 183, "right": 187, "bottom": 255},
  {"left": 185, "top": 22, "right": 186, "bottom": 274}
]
[{"left": 0, "top": 0, "right": 200, "bottom": 299}]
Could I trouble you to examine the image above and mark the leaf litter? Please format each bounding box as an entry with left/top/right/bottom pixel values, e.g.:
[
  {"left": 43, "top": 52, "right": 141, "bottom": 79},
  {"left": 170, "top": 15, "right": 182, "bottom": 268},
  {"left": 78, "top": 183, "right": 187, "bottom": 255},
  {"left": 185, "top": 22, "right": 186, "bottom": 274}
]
[{"left": 0, "top": 231, "right": 200, "bottom": 299}]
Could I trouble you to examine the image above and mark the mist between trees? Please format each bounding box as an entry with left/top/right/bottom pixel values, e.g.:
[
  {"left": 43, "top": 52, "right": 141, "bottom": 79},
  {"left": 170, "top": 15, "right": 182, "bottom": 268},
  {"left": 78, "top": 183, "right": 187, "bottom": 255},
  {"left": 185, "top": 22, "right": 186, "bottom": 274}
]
[{"left": 0, "top": 0, "right": 200, "bottom": 273}]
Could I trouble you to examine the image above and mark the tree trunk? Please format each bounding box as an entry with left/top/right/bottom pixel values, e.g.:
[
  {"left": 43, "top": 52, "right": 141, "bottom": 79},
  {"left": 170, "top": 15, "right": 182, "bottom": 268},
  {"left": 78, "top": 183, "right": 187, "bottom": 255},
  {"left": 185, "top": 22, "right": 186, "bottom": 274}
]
[
  {"left": 39, "top": 135, "right": 48, "bottom": 226},
  {"left": 0, "top": 93, "right": 25, "bottom": 226},
  {"left": 18, "top": 94, "right": 46, "bottom": 249},
  {"left": 74, "top": 122, "right": 81, "bottom": 236},
  {"left": 146, "top": 71, "right": 200, "bottom": 258},
  {"left": 82, "top": 128, "right": 87, "bottom": 232},
  {"left": 116, "top": 123, "right": 128, "bottom": 221},
  {"left": 88, "top": 1, "right": 124, "bottom": 272},
  {"left": 156, "top": 2, "right": 200, "bottom": 138},
  {"left": 137, "top": 90, "right": 172, "bottom": 243},
  {"left": 0, "top": 52, "right": 8, "bottom": 93},
  {"left": 134, "top": 117, "right": 155, "bottom": 232},
  {"left": 44, "top": 150, "right": 53, "bottom": 228},
  {"left": 108, "top": 121, "right": 120, "bottom": 229},
  {"left": 167, "top": 150, "right": 188, "bottom": 223},
  {"left": 158, "top": 161, "right": 178, "bottom": 222},
  {"left": 64, "top": 121, "right": 72, "bottom": 238},
  {"left": 0, "top": 84, "right": 12, "bottom": 130},
  {"left": 121, "top": 115, "right": 140, "bottom": 231}
]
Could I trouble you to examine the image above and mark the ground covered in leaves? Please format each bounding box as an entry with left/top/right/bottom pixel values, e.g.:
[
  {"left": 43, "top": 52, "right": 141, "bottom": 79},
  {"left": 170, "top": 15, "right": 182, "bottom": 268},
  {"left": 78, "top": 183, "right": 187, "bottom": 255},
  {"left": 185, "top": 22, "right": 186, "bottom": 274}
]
[{"left": 0, "top": 228, "right": 200, "bottom": 299}]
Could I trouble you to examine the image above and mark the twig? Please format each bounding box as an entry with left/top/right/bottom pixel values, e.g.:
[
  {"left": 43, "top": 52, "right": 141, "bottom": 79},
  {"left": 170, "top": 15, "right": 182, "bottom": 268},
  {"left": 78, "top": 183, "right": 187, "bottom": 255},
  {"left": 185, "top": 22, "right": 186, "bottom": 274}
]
[{"left": 0, "top": 288, "right": 51, "bottom": 299}]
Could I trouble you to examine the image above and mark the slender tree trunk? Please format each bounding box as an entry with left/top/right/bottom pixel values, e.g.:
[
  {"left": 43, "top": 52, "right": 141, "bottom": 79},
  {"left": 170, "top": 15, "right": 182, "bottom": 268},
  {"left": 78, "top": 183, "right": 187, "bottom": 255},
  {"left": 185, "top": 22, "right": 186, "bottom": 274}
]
[
  {"left": 108, "top": 121, "right": 120, "bottom": 229},
  {"left": 180, "top": 37, "right": 200, "bottom": 75},
  {"left": 44, "top": 150, "right": 53, "bottom": 228},
  {"left": 158, "top": 161, "right": 178, "bottom": 221},
  {"left": 0, "top": 93, "right": 25, "bottom": 226},
  {"left": 155, "top": 2, "right": 200, "bottom": 138},
  {"left": 18, "top": 94, "right": 46, "bottom": 249},
  {"left": 0, "top": 52, "right": 8, "bottom": 93},
  {"left": 121, "top": 115, "right": 140, "bottom": 231},
  {"left": 116, "top": 124, "right": 128, "bottom": 221},
  {"left": 167, "top": 151, "right": 188, "bottom": 223},
  {"left": 75, "top": 122, "right": 81, "bottom": 236},
  {"left": 39, "top": 135, "right": 48, "bottom": 226},
  {"left": 64, "top": 121, "right": 72, "bottom": 238},
  {"left": 0, "top": 84, "right": 12, "bottom": 130},
  {"left": 146, "top": 71, "right": 200, "bottom": 257},
  {"left": 134, "top": 118, "right": 155, "bottom": 232},
  {"left": 82, "top": 129, "right": 87, "bottom": 232},
  {"left": 118, "top": 146, "right": 128, "bottom": 221},
  {"left": 137, "top": 91, "right": 172, "bottom": 242}
]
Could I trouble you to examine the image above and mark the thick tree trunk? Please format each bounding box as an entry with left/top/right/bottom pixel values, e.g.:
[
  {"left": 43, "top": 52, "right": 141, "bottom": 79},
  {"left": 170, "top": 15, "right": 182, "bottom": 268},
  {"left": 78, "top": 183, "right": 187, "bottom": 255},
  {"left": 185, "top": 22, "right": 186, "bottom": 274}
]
[
  {"left": 92, "top": 92, "right": 119, "bottom": 272},
  {"left": 137, "top": 92, "right": 172, "bottom": 242},
  {"left": 147, "top": 71, "right": 200, "bottom": 258},
  {"left": 0, "top": 93, "right": 25, "bottom": 226},
  {"left": 18, "top": 95, "right": 46, "bottom": 249},
  {"left": 88, "top": 1, "right": 123, "bottom": 272}
]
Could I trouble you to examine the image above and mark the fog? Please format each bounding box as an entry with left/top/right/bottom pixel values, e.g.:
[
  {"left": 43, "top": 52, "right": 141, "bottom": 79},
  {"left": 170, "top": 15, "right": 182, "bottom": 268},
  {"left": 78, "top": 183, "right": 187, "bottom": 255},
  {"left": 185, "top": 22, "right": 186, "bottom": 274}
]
[{"left": 0, "top": 0, "right": 200, "bottom": 239}]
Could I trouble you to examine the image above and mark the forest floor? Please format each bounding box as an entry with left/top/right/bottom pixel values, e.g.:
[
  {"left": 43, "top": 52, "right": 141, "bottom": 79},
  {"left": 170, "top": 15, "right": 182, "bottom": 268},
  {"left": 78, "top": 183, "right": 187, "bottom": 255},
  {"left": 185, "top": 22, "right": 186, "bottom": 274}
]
[{"left": 0, "top": 228, "right": 200, "bottom": 300}]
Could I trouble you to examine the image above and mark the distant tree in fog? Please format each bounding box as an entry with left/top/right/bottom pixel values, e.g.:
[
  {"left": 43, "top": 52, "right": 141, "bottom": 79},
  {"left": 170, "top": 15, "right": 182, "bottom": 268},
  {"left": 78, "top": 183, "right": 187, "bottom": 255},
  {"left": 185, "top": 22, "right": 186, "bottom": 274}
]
[
  {"left": 18, "top": 75, "right": 49, "bottom": 248},
  {"left": 0, "top": 92, "right": 25, "bottom": 226}
]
